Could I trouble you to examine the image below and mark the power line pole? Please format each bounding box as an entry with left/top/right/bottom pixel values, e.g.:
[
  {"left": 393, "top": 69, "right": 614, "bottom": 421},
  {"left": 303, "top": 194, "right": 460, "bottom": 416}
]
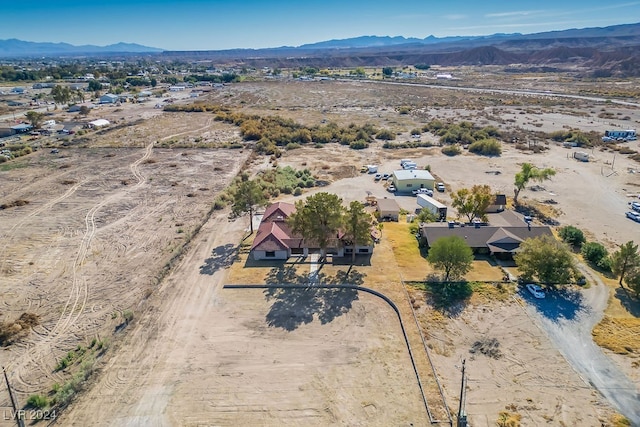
[
  {"left": 3, "top": 367, "right": 24, "bottom": 427},
  {"left": 457, "top": 359, "right": 468, "bottom": 427}
]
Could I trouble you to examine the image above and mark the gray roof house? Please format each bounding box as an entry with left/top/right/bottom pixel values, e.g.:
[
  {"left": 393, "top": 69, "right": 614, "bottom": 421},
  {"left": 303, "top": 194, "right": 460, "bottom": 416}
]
[
  {"left": 99, "top": 93, "right": 119, "bottom": 104},
  {"left": 419, "top": 210, "right": 553, "bottom": 258}
]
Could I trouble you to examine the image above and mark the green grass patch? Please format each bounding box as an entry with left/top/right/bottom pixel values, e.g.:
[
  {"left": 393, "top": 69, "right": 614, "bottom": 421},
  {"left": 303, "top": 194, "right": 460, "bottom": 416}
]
[{"left": 0, "top": 160, "right": 29, "bottom": 171}]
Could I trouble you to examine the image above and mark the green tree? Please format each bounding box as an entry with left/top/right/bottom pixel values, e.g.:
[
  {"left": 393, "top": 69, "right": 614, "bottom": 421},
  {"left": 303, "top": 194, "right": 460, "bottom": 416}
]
[
  {"left": 88, "top": 79, "right": 102, "bottom": 92},
  {"left": 382, "top": 67, "right": 394, "bottom": 77},
  {"left": 625, "top": 269, "right": 640, "bottom": 297},
  {"left": 343, "top": 201, "right": 373, "bottom": 265},
  {"left": 78, "top": 105, "right": 91, "bottom": 116},
  {"left": 451, "top": 185, "right": 493, "bottom": 223},
  {"left": 51, "top": 85, "right": 72, "bottom": 106},
  {"left": 427, "top": 235, "right": 473, "bottom": 282},
  {"left": 231, "top": 177, "right": 267, "bottom": 234},
  {"left": 611, "top": 241, "right": 640, "bottom": 287},
  {"left": 513, "top": 163, "right": 556, "bottom": 204},
  {"left": 581, "top": 242, "right": 609, "bottom": 268},
  {"left": 514, "top": 235, "right": 576, "bottom": 286},
  {"left": 25, "top": 110, "right": 44, "bottom": 128},
  {"left": 288, "top": 192, "right": 344, "bottom": 260},
  {"left": 558, "top": 225, "right": 585, "bottom": 248}
]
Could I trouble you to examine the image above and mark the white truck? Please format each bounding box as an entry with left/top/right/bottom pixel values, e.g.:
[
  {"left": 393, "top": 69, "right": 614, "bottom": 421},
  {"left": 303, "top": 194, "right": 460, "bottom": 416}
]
[
  {"left": 417, "top": 194, "right": 447, "bottom": 220},
  {"left": 573, "top": 151, "right": 589, "bottom": 162}
]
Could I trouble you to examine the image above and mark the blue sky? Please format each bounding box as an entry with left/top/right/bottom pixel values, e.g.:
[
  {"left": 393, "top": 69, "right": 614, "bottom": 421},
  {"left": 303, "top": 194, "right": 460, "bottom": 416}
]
[{"left": 2, "top": 0, "right": 640, "bottom": 50}]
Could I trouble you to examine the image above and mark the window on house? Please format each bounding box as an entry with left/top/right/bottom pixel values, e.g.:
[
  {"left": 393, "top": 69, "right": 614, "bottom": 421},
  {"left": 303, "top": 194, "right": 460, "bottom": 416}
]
[
  {"left": 358, "top": 248, "right": 370, "bottom": 253},
  {"left": 291, "top": 248, "right": 303, "bottom": 254},
  {"left": 265, "top": 251, "right": 276, "bottom": 257}
]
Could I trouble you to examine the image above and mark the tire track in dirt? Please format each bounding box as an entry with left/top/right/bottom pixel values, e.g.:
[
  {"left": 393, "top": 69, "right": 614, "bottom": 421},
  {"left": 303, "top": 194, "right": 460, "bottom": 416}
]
[{"left": 5, "top": 142, "right": 156, "bottom": 393}]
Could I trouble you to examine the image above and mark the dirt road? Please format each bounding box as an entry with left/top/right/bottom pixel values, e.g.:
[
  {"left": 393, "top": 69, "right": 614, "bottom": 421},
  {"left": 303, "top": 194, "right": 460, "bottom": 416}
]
[{"left": 520, "top": 264, "right": 640, "bottom": 426}]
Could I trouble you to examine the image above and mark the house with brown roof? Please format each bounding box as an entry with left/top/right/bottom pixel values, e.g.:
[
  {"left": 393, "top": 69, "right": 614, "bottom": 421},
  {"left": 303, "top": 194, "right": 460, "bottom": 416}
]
[{"left": 250, "top": 201, "right": 374, "bottom": 261}]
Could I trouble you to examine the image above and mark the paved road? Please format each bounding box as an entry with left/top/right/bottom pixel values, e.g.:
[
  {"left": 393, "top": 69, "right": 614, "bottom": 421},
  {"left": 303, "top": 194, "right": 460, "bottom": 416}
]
[{"left": 519, "top": 264, "right": 640, "bottom": 426}]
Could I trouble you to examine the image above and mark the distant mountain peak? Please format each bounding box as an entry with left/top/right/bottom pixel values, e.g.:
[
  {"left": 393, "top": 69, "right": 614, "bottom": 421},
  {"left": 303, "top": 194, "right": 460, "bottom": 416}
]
[{"left": 0, "top": 39, "right": 163, "bottom": 57}]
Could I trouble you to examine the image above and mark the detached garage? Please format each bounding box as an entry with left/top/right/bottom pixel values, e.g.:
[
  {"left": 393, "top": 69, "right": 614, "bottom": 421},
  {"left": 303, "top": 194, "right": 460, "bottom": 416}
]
[{"left": 376, "top": 198, "right": 400, "bottom": 221}]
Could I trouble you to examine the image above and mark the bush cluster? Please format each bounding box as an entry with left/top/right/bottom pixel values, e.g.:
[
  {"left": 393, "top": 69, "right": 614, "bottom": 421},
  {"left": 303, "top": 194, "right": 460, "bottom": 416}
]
[
  {"left": 424, "top": 120, "right": 501, "bottom": 148},
  {"left": 468, "top": 139, "right": 502, "bottom": 156}
]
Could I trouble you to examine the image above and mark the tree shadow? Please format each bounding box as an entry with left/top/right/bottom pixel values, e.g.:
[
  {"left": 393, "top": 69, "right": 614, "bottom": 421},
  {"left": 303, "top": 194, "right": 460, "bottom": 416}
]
[
  {"left": 423, "top": 277, "right": 473, "bottom": 318},
  {"left": 614, "top": 287, "right": 640, "bottom": 318},
  {"left": 523, "top": 286, "right": 586, "bottom": 321},
  {"left": 199, "top": 243, "right": 238, "bottom": 275},
  {"left": 263, "top": 267, "right": 364, "bottom": 331}
]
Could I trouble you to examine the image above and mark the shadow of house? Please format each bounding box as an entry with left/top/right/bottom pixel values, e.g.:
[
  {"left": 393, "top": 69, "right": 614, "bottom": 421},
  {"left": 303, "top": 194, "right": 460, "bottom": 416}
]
[{"left": 263, "top": 267, "right": 364, "bottom": 331}]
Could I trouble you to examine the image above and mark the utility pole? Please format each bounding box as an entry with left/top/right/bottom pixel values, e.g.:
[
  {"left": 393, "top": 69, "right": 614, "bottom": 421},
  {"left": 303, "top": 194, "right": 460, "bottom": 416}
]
[
  {"left": 3, "top": 367, "right": 25, "bottom": 427},
  {"left": 457, "top": 359, "right": 468, "bottom": 427}
]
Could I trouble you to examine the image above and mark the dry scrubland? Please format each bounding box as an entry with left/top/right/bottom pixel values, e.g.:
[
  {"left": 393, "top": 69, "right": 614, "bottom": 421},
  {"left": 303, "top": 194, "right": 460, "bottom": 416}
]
[{"left": 1, "top": 70, "right": 639, "bottom": 426}]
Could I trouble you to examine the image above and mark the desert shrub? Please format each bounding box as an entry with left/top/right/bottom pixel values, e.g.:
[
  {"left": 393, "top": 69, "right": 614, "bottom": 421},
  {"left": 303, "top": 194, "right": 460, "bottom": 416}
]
[
  {"left": 558, "top": 225, "right": 585, "bottom": 248},
  {"left": 619, "top": 147, "right": 637, "bottom": 155},
  {"left": 497, "top": 410, "right": 522, "bottom": 427},
  {"left": 468, "top": 139, "right": 502, "bottom": 156},
  {"left": 349, "top": 140, "right": 368, "bottom": 149},
  {"left": 293, "top": 187, "right": 303, "bottom": 196},
  {"left": 397, "top": 106, "right": 411, "bottom": 115},
  {"left": 581, "top": 242, "right": 609, "bottom": 269},
  {"left": 285, "top": 142, "right": 301, "bottom": 150},
  {"left": 27, "top": 394, "right": 49, "bottom": 409},
  {"left": 441, "top": 145, "right": 461, "bottom": 156},
  {"left": 212, "top": 198, "right": 225, "bottom": 210},
  {"left": 382, "top": 141, "right": 433, "bottom": 149},
  {"left": 375, "top": 129, "right": 395, "bottom": 140},
  {"left": 410, "top": 128, "right": 422, "bottom": 135}
]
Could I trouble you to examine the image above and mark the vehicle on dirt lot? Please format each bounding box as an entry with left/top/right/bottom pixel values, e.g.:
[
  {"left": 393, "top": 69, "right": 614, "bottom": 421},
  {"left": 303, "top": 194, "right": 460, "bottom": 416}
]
[
  {"left": 631, "top": 201, "right": 640, "bottom": 212},
  {"left": 626, "top": 211, "right": 640, "bottom": 222},
  {"left": 387, "top": 185, "right": 396, "bottom": 192},
  {"left": 382, "top": 173, "right": 390, "bottom": 180},
  {"left": 436, "top": 182, "right": 445, "bottom": 192},
  {"left": 526, "top": 283, "right": 546, "bottom": 299},
  {"left": 374, "top": 173, "right": 382, "bottom": 181}
]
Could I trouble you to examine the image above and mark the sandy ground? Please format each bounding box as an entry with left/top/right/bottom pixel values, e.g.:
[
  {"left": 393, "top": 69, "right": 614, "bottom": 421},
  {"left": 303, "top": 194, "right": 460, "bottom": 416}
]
[{"left": 1, "top": 78, "right": 639, "bottom": 426}]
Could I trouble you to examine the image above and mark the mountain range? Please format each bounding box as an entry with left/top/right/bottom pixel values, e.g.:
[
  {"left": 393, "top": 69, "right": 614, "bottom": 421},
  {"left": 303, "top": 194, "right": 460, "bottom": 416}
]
[
  {"left": 0, "top": 39, "right": 163, "bottom": 57},
  {"left": 2, "top": 23, "right": 640, "bottom": 76}
]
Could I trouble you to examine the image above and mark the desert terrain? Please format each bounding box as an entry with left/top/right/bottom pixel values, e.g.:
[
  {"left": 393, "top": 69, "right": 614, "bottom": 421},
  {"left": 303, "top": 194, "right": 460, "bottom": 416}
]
[{"left": 1, "top": 73, "right": 639, "bottom": 426}]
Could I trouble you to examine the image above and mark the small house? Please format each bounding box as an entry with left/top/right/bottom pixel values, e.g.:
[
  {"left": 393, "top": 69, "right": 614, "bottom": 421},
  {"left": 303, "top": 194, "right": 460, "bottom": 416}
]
[
  {"left": 486, "top": 195, "right": 507, "bottom": 213},
  {"left": 99, "top": 93, "right": 119, "bottom": 104},
  {"left": 376, "top": 198, "right": 400, "bottom": 221},
  {"left": 88, "top": 119, "right": 110, "bottom": 129}
]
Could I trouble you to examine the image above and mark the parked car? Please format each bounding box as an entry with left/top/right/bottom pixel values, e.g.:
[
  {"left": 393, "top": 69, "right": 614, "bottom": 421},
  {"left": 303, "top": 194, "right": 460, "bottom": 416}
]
[
  {"left": 412, "top": 188, "right": 433, "bottom": 196},
  {"left": 631, "top": 201, "right": 640, "bottom": 212},
  {"left": 387, "top": 185, "right": 396, "bottom": 193},
  {"left": 626, "top": 211, "right": 640, "bottom": 222},
  {"left": 382, "top": 173, "right": 390, "bottom": 180},
  {"left": 436, "top": 182, "right": 446, "bottom": 192},
  {"left": 374, "top": 173, "right": 382, "bottom": 181},
  {"left": 525, "top": 283, "right": 546, "bottom": 299}
]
